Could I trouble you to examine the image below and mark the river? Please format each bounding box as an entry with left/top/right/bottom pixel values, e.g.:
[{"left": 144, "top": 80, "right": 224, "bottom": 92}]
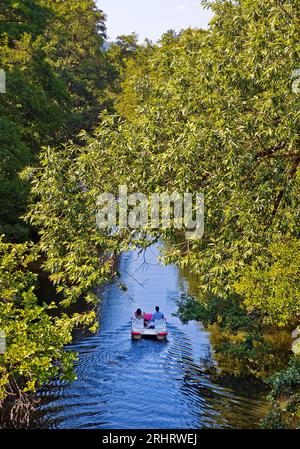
[{"left": 35, "top": 244, "right": 267, "bottom": 429}]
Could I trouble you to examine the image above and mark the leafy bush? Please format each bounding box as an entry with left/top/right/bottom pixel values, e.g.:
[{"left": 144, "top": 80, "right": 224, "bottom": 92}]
[
  {"left": 175, "top": 294, "right": 291, "bottom": 379},
  {"left": 263, "top": 356, "right": 300, "bottom": 428},
  {"left": 0, "top": 237, "right": 76, "bottom": 427}
]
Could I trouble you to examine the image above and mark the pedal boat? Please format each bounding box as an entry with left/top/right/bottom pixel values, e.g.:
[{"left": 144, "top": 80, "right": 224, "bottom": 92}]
[{"left": 131, "top": 313, "right": 168, "bottom": 340}]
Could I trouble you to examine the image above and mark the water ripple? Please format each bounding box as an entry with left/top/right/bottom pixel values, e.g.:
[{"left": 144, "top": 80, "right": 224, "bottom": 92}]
[{"left": 36, "top": 246, "right": 267, "bottom": 429}]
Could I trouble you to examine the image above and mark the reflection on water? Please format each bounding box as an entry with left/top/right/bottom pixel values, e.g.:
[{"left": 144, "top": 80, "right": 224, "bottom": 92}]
[{"left": 36, "top": 244, "right": 267, "bottom": 429}]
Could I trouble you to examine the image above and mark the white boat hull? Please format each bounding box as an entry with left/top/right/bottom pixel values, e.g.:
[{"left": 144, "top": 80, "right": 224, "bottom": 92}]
[{"left": 131, "top": 317, "right": 168, "bottom": 340}]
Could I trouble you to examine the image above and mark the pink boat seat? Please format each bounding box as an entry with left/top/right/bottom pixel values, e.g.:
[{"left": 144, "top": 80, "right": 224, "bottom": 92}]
[{"left": 144, "top": 313, "right": 152, "bottom": 321}]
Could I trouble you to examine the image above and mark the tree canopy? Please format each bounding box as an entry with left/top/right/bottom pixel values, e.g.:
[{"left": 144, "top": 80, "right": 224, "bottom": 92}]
[
  {"left": 0, "top": 0, "right": 111, "bottom": 241},
  {"left": 1, "top": 0, "right": 300, "bottom": 428}
]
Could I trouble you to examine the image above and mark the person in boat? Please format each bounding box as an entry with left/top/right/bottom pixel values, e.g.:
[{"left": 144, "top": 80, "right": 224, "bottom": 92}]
[
  {"left": 134, "top": 308, "right": 144, "bottom": 319},
  {"left": 152, "top": 306, "right": 165, "bottom": 321}
]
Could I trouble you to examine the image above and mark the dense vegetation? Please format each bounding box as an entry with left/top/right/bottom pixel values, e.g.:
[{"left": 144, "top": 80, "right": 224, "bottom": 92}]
[
  {"left": 0, "top": 0, "right": 119, "bottom": 426},
  {"left": 0, "top": 0, "right": 300, "bottom": 428},
  {"left": 0, "top": 0, "right": 113, "bottom": 242}
]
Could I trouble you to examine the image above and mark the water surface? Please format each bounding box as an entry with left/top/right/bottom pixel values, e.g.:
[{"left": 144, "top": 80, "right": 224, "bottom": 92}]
[{"left": 36, "top": 244, "right": 267, "bottom": 429}]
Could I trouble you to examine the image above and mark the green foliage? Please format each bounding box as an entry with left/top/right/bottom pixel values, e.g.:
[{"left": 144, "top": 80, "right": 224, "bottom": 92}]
[
  {"left": 0, "top": 0, "right": 54, "bottom": 39},
  {"left": 22, "top": 0, "right": 299, "bottom": 390},
  {"left": 175, "top": 293, "right": 254, "bottom": 330},
  {"left": 268, "top": 356, "right": 300, "bottom": 398},
  {"left": 1, "top": 0, "right": 299, "bottom": 429},
  {"left": 0, "top": 0, "right": 121, "bottom": 425},
  {"left": 92, "top": 4, "right": 299, "bottom": 417},
  {"left": 175, "top": 294, "right": 291, "bottom": 379},
  {"left": 263, "top": 356, "right": 300, "bottom": 428},
  {"left": 106, "top": 34, "right": 154, "bottom": 111},
  {"left": 0, "top": 237, "right": 77, "bottom": 426},
  {"left": 96, "top": 0, "right": 300, "bottom": 331},
  {"left": 107, "top": 33, "right": 139, "bottom": 76},
  {"left": 235, "top": 238, "right": 300, "bottom": 327},
  {"left": 0, "top": 32, "right": 69, "bottom": 241},
  {"left": 40, "top": 0, "right": 110, "bottom": 131},
  {"left": 0, "top": 0, "right": 111, "bottom": 242},
  {"left": 22, "top": 133, "right": 154, "bottom": 309}
]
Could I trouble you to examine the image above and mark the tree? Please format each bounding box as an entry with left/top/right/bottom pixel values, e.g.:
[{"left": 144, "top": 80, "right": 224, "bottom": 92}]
[
  {"left": 40, "top": 0, "right": 110, "bottom": 132},
  {"left": 0, "top": 32, "right": 70, "bottom": 241},
  {"left": 0, "top": 237, "right": 76, "bottom": 427},
  {"left": 0, "top": 0, "right": 111, "bottom": 241},
  {"left": 105, "top": 0, "right": 300, "bottom": 328},
  {"left": 105, "top": 33, "right": 151, "bottom": 107},
  {"left": 0, "top": 0, "right": 54, "bottom": 40},
  {"left": 4, "top": 0, "right": 299, "bottom": 428}
]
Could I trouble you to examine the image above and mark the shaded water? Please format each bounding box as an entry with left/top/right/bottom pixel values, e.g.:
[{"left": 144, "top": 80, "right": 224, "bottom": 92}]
[{"left": 36, "top": 244, "right": 267, "bottom": 429}]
